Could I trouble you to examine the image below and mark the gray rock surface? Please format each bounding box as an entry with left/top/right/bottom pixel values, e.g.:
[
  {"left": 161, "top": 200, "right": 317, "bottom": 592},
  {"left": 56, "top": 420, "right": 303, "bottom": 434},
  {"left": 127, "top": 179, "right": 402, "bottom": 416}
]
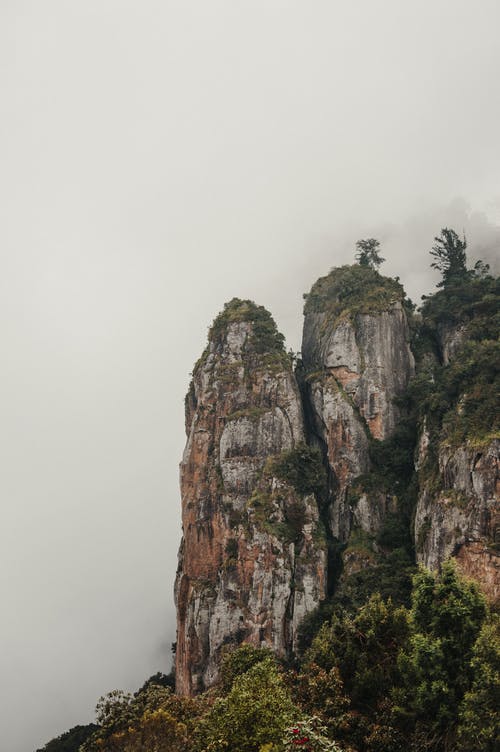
[
  {"left": 415, "top": 438, "right": 499, "bottom": 601},
  {"left": 175, "top": 311, "right": 326, "bottom": 695},
  {"left": 302, "top": 300, "right": 415, "bottom": 543}
]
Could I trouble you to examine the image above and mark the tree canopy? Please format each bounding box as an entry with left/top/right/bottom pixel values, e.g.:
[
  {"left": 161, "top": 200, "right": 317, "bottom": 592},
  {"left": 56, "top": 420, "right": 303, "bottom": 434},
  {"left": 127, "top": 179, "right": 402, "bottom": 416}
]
[
  {"left": 354, "top": 238, "right": 385, "bottom": 270},
  {"left": 430, "top": 228, "right": 468, "bottom": 287}
]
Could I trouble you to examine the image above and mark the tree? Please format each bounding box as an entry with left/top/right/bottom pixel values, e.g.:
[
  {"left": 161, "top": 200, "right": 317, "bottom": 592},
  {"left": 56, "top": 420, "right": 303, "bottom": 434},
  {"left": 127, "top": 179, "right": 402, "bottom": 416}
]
[
  {"left": 306, "top": 594, "right": 410, "bottom": 712},
  {"left": 430, "top": 228, "right": 468, "bottom": 287},
  {"left": 290, "top": 663, "right": 350, "bottom": 739},
  {"left": 36, "top": 725, "right": 98, "bottom": 752},
  {"left": 457, "top": 614, "right": 500, "bottom": 751},
  {"left": 355, "top": 239, "right": 385, "bottom": 270},
  {"left": 196, "top": 658, "right": 298, "bottom": 752},
  {"left": 395, "top": 561, "right": 487, "bottom": 747},
  {"left": 82, "top": 685, "right": 206, "bottom": 752},
  {"left": 219, "top": 643, "right": 274, "bottom": 693}
]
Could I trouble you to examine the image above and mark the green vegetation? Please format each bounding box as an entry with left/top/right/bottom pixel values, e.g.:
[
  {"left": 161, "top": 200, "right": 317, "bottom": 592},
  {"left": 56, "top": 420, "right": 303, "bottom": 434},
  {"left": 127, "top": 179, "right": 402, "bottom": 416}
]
[
  {"left": 272, "top": 443, "right": 327, "bottom": 501},
  {"left": 430, "top": 228, "right": 468, "bottom": 288},
  {"left": 411, "top": 269, "right": 500, "bottom": 454},
  {"left": 420, "top": 272, "right": 499, "bottom": 336},
  {"left": 420, "top": 338, "right": 499, "bottom": 447},
  {"left": 208, "top": 298, "right": 285, "bottom": 355},
  {"left": 247, "top": 486, "right": 307, "bottom": 545},
  {"left": 197, "top": 657, "right": 298, "bottom": 752},
  {"left": 347, "top": 417, "right": 418, "bottom": 566},
  {"left": 393, "top": 562, "right": 488, "bottom": 748},
  {"left": 243, "top": 446, "right": 329, "bottom": 546},
  {"left": 354, "top": 238, "right": 385, "bottom": 270},
  {"left": 51, "top": 564, "right": 493, "bottom": 752},
  {"left": 36, "top": 725, "right": 98, "bottom": 752},
  {"left": 192, "top": 298, "right": 293, "bottom": 382},
  {"left": 303, "top": 264, "right": 407, "bottom": 321},
  {"left": 306, "top": 593, "right": 411, "bottom": 713},
  {"left": 300, "top": 562, "right": 490, "bottom": 752},
  {"left": 457, "top": 614, "right": 500, "bottom": 751},
  {"left": 219, "top": 644, "right": 274, "bottom": 693},
  {"left": 80, "top": 680, "right": 209, "bottom": 752}
]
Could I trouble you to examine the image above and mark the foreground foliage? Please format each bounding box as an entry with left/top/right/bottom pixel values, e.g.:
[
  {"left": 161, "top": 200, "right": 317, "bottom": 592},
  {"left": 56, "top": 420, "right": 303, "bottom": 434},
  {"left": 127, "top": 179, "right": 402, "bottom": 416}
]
[{"left": 41, "top": 564, "right": 497, "bottom": 752}]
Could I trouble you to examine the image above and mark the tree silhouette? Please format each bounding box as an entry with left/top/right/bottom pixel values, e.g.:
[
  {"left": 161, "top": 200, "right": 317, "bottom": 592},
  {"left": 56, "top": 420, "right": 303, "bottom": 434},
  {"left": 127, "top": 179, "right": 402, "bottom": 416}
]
[
  {"left": 430, "top": 228, "right": 468, "bottom": 287},
  {"left": 355, "top": 238, "right": 385, "bottom": 269}
]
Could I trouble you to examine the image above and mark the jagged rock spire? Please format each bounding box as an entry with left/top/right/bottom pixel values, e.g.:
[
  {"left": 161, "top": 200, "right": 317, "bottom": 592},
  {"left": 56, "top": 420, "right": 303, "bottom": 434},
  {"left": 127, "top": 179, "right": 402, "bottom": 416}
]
[{"left": 175, "top": 299, "right": 326, "bottom": 695}]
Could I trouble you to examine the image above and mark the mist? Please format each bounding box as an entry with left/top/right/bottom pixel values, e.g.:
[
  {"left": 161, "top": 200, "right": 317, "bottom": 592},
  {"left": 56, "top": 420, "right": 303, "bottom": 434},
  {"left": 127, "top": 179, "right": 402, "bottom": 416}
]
[{"left": 1, "top": 2, "right": 499, "bottom": 750}]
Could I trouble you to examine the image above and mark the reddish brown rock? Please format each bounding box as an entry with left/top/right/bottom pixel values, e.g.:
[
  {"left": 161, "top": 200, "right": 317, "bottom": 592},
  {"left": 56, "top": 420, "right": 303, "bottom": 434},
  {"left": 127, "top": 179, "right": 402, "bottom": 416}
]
[
  {"left": 456, "top": 541, "right": 500, "bottom": 603},
  {"left": 175, "top": 300, "right": 326, "bottom": 695}
]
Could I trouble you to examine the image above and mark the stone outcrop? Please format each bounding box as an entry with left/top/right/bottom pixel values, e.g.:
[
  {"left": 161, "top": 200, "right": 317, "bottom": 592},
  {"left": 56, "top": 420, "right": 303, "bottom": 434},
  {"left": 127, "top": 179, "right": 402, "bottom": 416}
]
[
  {"left": 301, "top": 268, "right": 415, "bottom": 544},
  {"left": 414, "top": 438, "right": 500, "bottom": 602},
  {"left": 437, "top": 321, "right": 467, "bottom": 365},
  {"left": 303, "top": 303, "right": 415, "bottom": 441},
  {"left": 174, "top": 266, "right": 499, "bottom": 695},
  {"left": 175, "top": 300, "right": 326, "bottom": 695}
]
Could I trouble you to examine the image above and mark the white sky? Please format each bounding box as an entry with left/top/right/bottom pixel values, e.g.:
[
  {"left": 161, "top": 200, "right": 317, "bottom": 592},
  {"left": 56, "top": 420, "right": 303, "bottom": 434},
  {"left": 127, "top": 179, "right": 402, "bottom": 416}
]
[{"left": 1, "top": 2, "right": 499, "bottom": 750}]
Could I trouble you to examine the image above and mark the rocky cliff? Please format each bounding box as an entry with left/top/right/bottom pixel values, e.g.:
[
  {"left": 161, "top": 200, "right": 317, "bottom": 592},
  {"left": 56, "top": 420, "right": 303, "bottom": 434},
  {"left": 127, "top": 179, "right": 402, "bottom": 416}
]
[
  {"left": 415, "top": 437, "right": 499, "bottom": 601},
  {"left": 175, "top": 265, "right": 499, "bottom": 695},
  {"left": 175, "top": 300, "right": 326, "bottom": 695},
  {"left": 301, "top": 266, "right": 415, "bottom": 546},
  {"left": 413, "top": 281, "right": 500, "bottom": 602}
]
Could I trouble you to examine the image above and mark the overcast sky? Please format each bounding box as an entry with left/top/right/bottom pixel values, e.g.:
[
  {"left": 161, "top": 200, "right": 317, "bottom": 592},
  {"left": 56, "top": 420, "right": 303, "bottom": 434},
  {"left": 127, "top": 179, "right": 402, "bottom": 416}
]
[{"left": 1, "top": 2, "right": 499, "bottom": 750}]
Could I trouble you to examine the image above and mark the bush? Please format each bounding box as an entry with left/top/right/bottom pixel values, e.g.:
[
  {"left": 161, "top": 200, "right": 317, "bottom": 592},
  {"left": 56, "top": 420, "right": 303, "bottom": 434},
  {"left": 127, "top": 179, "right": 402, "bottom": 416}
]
[
  {"left": 303, "top": 265, "right": 407, "bottom": 321},
  {"left": 197, "top": 658, "right": 298, "bottom": 752},
  {"left": 219, "top": 644, "right": 274, "bottom": 693},
  {"left": 273, "top": 444, "right": 327, "bottom": 501}
]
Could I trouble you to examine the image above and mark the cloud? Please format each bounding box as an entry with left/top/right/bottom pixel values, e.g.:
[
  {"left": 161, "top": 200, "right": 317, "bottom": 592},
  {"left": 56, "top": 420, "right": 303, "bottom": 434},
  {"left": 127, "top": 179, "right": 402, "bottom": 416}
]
[{"left": 1, "top": 2, "right": 499, "bottom": 751}]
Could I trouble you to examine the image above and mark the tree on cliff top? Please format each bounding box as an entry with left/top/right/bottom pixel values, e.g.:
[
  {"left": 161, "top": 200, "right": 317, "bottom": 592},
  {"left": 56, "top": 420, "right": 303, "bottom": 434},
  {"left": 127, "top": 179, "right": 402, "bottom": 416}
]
[
  {"left": 430, "top": 228, "right": 468, "bottom": 287},
  {"left": 355, "top": 238, "right": 385, "bottom": 270}
]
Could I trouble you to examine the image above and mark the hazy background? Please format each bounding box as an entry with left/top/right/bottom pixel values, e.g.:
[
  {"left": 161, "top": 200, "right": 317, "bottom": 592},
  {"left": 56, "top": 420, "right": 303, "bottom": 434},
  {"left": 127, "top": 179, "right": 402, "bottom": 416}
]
[{"left": 1, "top": 2, "right": 499, "bottom": 750}]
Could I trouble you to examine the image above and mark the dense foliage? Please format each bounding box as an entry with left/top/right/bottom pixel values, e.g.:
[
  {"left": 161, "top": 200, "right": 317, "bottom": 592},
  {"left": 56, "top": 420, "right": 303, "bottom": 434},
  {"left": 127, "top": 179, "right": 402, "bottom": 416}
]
[
  {"left": 430, "top": 228, "right": 468, "bottom": 287},
  {"left": 354, "top": 239, "right": 385, "bottom": 270},
  {"left": 411, "top": 263, "right": 499, "bottom": 465},
  {"left": 273, "top": 443, "right": 327, "bottom": 501},
  {"left": 43, "top": 565, "right": 495, "bottom": 752},
  {"left": 208, "top": 298, "right": 286, "bottom": 355},
  {"left": 36, "top": 725, "right": 98, "bottom": 752},
  {"left": 303, "top": 265, "right": 408, "bottom": 321}
]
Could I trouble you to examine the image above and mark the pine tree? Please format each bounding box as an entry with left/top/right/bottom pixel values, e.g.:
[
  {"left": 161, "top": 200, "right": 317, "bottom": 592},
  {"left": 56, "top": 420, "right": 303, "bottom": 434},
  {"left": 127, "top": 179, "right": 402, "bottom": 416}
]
[{"left": 430, "top": 228, "right": 468, "bottom": 287}]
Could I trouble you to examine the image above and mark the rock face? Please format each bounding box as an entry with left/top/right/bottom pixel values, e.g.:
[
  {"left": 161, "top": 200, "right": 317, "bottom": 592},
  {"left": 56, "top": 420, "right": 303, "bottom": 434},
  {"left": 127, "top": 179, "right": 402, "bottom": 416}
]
[
  {"left": 303, "top": 304, "right": 414, "bottom": 441},
  {"left": 174, "top": 266, "right": 499, "bottom": 695},
  {"left": 414, "top": 285, "right": 500, "bottom": 603},
  {"left": 301, "top": 268, "right": 415, "bottom": 543},
  {"left": 175, "top": 300, "right": 326, "bottom": 695},
  {"left": 437, "top": 321, "right": 467, "bottom": 365},
  {"left": 415, "top": 438, "right": 500, "bottom": 602}
]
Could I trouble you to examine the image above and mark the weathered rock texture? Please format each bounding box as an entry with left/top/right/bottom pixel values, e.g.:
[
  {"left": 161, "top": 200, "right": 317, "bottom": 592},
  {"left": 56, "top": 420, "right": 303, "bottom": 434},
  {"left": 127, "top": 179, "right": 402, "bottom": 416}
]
[
  {"left": 303, "top": 304, "right": 414, "bottom": 441},
  {"left": 174, "top": 266, "right": 499, "bottom": 695},
  {"left": 175, "top": 301, "right": 326, "bottom": 695},
  {"left": 301, "top": 268, "right": 415, "bottom": 544},
  {"left": 415, "top": 438, "right": 500, "bottom": 603},
  {"left": 437, "top": 321, "right": 467, "bottom": 365}
]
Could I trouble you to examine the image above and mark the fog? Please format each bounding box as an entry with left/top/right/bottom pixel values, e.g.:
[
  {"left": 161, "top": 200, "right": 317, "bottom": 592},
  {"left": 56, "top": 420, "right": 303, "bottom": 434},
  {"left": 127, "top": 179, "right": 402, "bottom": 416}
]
[{"left": 1, "top": 2, "right": 499, "bottom": 750}]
